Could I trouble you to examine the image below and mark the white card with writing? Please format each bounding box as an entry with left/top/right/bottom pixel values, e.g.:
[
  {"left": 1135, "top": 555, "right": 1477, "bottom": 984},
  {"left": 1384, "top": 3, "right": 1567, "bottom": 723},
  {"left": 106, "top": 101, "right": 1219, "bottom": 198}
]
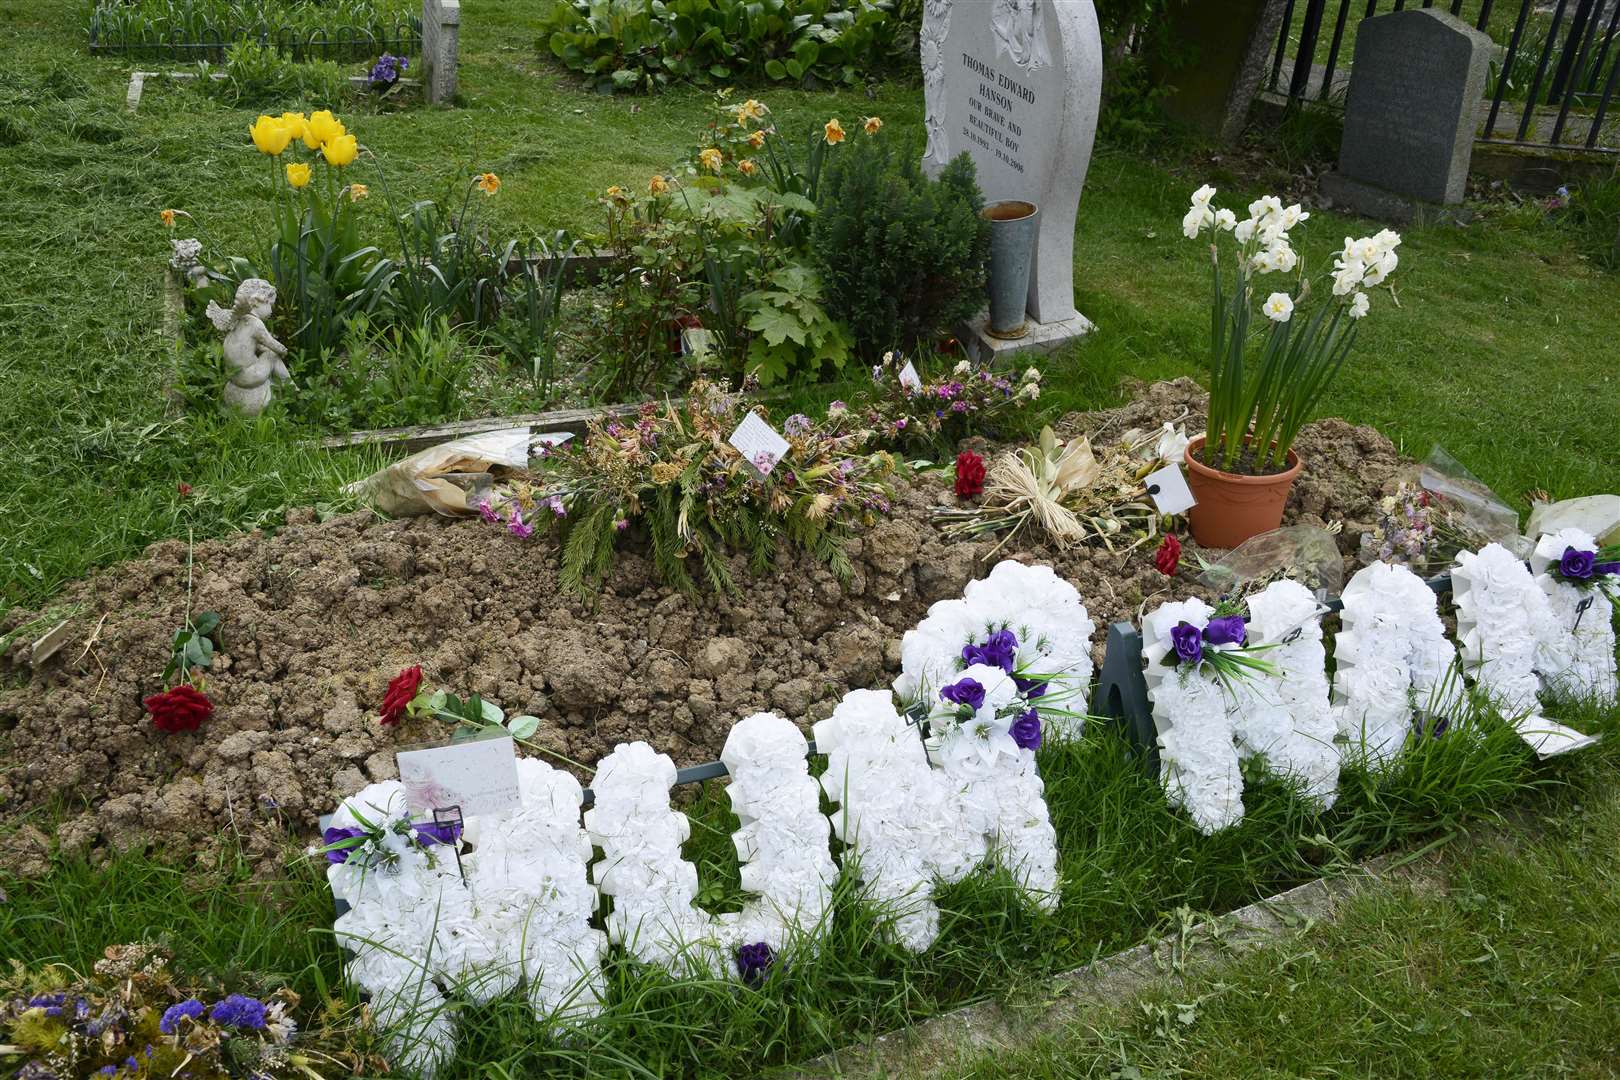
[
  {"left": 898, "top": 360, "right": 923, "bottom": 392},
  {"left": 1144, "top": 463, "right": 1197, "bottom": 516},
  {"left": 728, "top": 411, "right": 790, "bottom": 478},
  {"left": 397, "top": 732, "right": 521, "bottom": 818}
]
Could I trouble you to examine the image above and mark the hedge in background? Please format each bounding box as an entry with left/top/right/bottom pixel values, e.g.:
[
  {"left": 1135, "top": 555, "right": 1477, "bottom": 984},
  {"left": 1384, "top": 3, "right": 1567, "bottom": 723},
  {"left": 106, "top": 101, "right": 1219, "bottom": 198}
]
[
  {"left": 812, "top": 135, "right": 989, "bottom": 359},
  {"left": 539, "top": 0, "right": 917, "bottom": 94}
]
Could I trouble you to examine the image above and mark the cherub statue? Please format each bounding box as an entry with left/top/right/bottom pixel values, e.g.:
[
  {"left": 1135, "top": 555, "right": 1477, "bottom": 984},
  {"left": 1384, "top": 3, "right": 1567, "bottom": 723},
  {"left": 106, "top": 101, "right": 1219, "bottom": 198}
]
[
  {"left": 206, "top": 278, "right": 289, "bottom": 417},
  {"left": 169, "top": 238, "right": 210, "bottom": 288}
]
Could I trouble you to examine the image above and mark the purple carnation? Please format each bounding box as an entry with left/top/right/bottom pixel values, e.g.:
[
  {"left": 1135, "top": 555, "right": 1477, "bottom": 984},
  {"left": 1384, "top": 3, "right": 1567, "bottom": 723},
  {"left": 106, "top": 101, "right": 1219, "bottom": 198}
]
[
  {"left": 321, "top": 825, "right": 365, "bottom": 864},
  {"left": 1010, "top": 708, "right": 1042, "bottom": 750},
  {"left": 1560, "top": 546, "right": 1596, "bottom": 579},
  {"left": 1170, "top": 621, "right": 1203, "bottom": 664},
  {"left": 940, "top": 676, "right": 986, "bottom": 711},
  {"left": 159, "top": 998, "right": 205, "bottom": 1034},
  {"left": 210, "top": 994, "right": 267, "bottom": 1031},
  {"left": 962, "top": 628, "right": 1018, "bottom": 673},
  {"left": 1202, "top": 615, "right": 1247, "bottom": 647},
  {"left": 735, "top": 941, "right": 774, "bottom": 986}
]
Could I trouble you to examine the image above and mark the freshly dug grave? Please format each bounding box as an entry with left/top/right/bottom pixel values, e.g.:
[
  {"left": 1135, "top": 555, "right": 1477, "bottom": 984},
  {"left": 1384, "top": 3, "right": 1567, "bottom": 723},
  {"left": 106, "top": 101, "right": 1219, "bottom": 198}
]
[{"left": 0, "top": 379, "right": 1409, "bottom": 877}]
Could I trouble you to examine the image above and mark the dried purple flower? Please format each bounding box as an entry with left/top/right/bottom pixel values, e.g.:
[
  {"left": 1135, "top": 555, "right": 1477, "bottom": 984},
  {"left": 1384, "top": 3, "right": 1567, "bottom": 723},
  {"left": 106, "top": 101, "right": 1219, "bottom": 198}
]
[
  {"left": 210, "top": 994, "right": 267, "bottom": 1030},
  {"left": 160, "top": 998, "right": 206, "bottom": 1035}
]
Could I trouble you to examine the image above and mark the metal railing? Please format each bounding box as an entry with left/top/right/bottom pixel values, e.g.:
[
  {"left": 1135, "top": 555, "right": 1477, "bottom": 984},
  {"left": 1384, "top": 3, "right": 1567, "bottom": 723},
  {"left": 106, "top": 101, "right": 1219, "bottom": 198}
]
[
  {"left": 88, "top": 19, "right": 421, "bottom": 63},
  {"left": 1270, "top": 0, "right": 1620, "bottom": 152}
]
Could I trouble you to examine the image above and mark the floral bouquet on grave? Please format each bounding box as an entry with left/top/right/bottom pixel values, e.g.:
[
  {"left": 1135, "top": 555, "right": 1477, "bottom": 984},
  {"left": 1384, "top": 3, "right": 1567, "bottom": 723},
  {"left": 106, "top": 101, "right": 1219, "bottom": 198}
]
[
  {"left": 835, "top": 349, "right": 1043, "bottom": 449},
  {"left": 896, "top": 560, "right": 1095, "bottom": 742},
  {"left": 1146, "top": 597, "right": 1280, "bottom": 695},
  {"left": 368, "top": 52, "right": 408, "bottom": 92},
  {"left": 506, "top": 378, "right": 897, "bottom": 597},
  {"left": 932, "top": 425, "right": 1170, "bottom": 554},
  {"left": 0, "top": 942, "right": 351, "bottom": 1080},
  {"left": 1533, "top": 529, "right": 1620, "bottom": 595}
]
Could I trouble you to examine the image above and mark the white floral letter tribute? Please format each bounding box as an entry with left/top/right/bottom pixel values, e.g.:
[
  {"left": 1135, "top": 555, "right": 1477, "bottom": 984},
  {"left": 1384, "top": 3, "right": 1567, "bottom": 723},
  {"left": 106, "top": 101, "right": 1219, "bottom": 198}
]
[
  {"left": 1239, "top": 580, "right": 1340, "bottom": 807},
  {"left": 1332, "top": 561, "right": 1459, "bottom": 765},
  {"left": 1530, "top": 527, "right": 1618, "bottom": 701}
]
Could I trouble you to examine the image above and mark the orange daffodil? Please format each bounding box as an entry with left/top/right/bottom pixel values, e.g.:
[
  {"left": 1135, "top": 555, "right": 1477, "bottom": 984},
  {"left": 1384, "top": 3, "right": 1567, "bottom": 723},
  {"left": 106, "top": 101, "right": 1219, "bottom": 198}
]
[
  {"left": 698, "top": 147, "right": 724, "bottom": 173},
  {"left": 734, "top": 98, "right": 768, "bottom": 126},
  {"left": 863, "top": 115, "right": 883, "bottom": 135},
  {"left": 159, "top": 209, "right": 177, "bottom": 228},
  {"left": 347, "top": 183, "right": 369, "bottom": 202},
  {"left": 649, "top": 174, "right": 670, "bottom": 196},
  {"left": 737, "top": 159, "right": 758, "bottom": 177},
  {"left": 747, "top": 129, "right": 766, "bottom": 150},
  {"left": 475, "top": 172, "right": 501, "bottom": 196},
  {"left": 824, "top": 118, "right": 845, "bottom": 145}
]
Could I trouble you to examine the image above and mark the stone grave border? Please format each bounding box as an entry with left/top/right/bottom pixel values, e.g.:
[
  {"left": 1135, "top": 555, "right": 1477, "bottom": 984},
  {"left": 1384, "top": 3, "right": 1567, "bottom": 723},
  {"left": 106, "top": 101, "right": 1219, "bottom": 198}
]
[{"left": 126, "top": 70, "right": 422, "bottom": 113}]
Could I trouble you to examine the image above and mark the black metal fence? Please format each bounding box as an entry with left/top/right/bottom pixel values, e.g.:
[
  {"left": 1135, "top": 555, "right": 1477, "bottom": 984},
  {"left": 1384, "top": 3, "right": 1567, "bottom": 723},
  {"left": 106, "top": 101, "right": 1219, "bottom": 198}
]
[
  {"left": 88, "top": 20, "right": 421, "bottom": 64},
  {"left": 1270, "top": 0, "right": 1620, "bottom": 152}
]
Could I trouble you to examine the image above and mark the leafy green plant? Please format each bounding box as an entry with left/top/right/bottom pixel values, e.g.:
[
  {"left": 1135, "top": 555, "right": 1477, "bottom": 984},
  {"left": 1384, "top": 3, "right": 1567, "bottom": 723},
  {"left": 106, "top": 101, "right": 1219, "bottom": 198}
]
[
  {"left": 490, "top": 232, "right": 576, "bottom": 397},
  {"left": 811, "top": 134, "right": 990, "bottom": 359},
  {"left": 195, "top": 39, "right": 352, "bottom": 108},
  {"left": 538, "top": 0, "right": 913, "bottom": 94},
  {"left": 738, "top": 261, "right": 849, "bottom": 382},
  {"left": 163, "top": 609, "right": 221, "bottom": 685},
  {"left": 87, "top": 0, "right": 421, "bottom": 60}
]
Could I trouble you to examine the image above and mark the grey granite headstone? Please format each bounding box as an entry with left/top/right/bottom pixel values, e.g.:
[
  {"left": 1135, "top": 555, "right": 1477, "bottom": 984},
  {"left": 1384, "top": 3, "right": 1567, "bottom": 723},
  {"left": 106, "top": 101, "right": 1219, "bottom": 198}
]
[
  {"left": 1323, "top": 9, "right": 1492, "bottom": 222},
  {"left": 920, "top": 0, "right": 1102, "bottom": 356},
  {"left": 422, "top": 0, "right": 461, "bottom": 105},
  {"left": 1152, "top": 0, "right": 1289, "bottom": 145}
]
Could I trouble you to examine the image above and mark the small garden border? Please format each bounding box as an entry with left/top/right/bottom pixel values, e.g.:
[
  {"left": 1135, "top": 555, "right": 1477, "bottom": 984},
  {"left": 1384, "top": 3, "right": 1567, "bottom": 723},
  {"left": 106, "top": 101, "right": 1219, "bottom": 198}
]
[{"left": 126, "top": 69, "right": 422, "bottom": 113}]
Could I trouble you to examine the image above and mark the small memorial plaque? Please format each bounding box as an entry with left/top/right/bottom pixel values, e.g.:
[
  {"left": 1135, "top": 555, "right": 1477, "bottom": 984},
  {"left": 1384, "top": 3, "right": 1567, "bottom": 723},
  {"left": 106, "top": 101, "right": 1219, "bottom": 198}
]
[
  {"left": 728, "top": 411, "right": 790, "bottom": 478},
  {"left": 1144, "top": 463, "right": 1196, "bottom": 517},
  {"left": 397, "top": 731, "right": 521, "bottom": 818}
]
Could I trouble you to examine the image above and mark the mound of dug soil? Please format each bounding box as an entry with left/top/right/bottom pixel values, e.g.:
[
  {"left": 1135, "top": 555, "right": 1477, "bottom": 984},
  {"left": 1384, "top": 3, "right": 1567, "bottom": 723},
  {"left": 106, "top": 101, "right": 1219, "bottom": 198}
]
[{"left": 0, "top": 380, "right": 1409, "bottom": 877}]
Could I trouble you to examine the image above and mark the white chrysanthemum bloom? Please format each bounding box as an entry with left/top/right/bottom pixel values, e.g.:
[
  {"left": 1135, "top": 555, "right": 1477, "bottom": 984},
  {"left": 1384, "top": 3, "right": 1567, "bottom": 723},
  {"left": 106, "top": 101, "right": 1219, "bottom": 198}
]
[
  {"left": 1333, "top": 561, "right": 1459, "bottom": 765},
  {"left": 1215, "top": 207, "right": 1237, "bottom": 231},
  {"left": 1529, "top": 528, "right": 1618, "bottom": 700},
  {"left": 1182, "top": 205, "right": 1214, "bottom": 239},
  {"left": 718, "top": 713, "right": 838, "bottom": 960},
  {"left": 814, "top": 689, "right": 961, "bottom": 952},
  {"left": 953, "top": 359, "right": 972, "bottom": 376},
  {"left": 1348, "top": 292, "right": 1370, "bottom": 319},
  {"left": 1191, "top": 183, "right": 1217, "bottom": 208},
  {"left": 896, "top": 561, "right": 1096, "bottom": 739},
  {"left": 586, "top": 741, "right": 722, "bottom": 976},
  {"left": 1143, "top": 598, "right": 1245, "bottom": 833},
  {"left": 1262, "top": 292, "right": 1294, "bottom": 322},
  {"left": 1240, "top": 580, "right": 1340, "bottom": 807}
]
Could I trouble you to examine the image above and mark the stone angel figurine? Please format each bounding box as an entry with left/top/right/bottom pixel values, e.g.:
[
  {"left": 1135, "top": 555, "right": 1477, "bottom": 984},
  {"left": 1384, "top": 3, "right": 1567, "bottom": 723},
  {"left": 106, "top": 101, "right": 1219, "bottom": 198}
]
[{"left": 206, "top": 278, "right": 289, "bottom": 417}]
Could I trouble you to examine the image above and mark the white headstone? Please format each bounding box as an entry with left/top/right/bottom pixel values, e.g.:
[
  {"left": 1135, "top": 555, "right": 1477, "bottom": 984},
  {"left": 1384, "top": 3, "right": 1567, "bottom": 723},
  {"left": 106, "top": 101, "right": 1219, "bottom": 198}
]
[
  {"left": 422, "top": 0, "right": 461, "bottom": 106},
  {"left": 920, "top": 0, "right": 1102, "bottom": 327}
]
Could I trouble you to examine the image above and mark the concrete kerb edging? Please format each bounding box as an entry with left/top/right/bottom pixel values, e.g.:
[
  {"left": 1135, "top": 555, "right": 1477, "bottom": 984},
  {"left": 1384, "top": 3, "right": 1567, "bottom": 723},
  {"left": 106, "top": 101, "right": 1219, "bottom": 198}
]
[
  {"left": 791, "top": 849, "right": 1443, "bottom": 1079},
  {"left": 126, "top": 71, "right": 422, "bottom": 113}
]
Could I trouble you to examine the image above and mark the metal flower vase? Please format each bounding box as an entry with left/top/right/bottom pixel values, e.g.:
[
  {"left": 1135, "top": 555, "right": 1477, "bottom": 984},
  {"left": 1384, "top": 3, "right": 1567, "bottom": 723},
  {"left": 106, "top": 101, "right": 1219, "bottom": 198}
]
[{"left": 981, "top": 200, "right": 1040, "bottom": 340}]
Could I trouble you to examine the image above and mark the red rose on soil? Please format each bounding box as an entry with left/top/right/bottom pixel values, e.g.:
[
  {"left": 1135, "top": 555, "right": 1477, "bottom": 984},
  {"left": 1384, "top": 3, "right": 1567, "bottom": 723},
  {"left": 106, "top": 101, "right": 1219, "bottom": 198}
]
[
  {"left": 380, "top": 665, "right": 424, "bottom": 726},
  {"left": 144, "top": 684, "right": 213, "bottom": 734},
  {"left": 1153, "top": 534, "right": 1182, "bottom": 577},
  {"left": 954, "top": 451, "right": 986, "bottom": 498}
]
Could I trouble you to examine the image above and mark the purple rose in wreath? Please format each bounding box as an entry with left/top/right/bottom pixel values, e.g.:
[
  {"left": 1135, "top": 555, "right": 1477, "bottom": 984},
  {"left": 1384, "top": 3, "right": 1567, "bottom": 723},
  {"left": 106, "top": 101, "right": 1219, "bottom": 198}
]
[
  {"left": 1009, "top": 708, "right": 1042, "bottom": 751},
  {"left": 1560, "top": 546, "right": 1597, "bottom": 580},
  {"left": 735, "top": 941, "right": 774, "bottom": 986},
  {"left": 962, "top": 628, "right": 1018, "bottom": 673},
  {"left": 1202, "top": 615, "right": 1247, "bottom": 647},
  {"left": 940, "top": 676, "right": 986, "bottom": 711},
  {"left": 1170, "top": 621, "right": 1203, "bottom": 665}
]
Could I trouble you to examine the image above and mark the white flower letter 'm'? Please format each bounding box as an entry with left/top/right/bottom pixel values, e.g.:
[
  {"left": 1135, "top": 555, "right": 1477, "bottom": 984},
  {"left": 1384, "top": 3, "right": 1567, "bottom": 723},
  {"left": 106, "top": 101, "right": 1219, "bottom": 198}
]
[
  {"left": 1143, "top": 599, "right": 1245, "bottom": 834},
  {"left": 1530, "top": 528, "right": 1618, "bottom": 701},
  {"left": 1239, "top": 580, "right": 1340, "bottom": 807}
]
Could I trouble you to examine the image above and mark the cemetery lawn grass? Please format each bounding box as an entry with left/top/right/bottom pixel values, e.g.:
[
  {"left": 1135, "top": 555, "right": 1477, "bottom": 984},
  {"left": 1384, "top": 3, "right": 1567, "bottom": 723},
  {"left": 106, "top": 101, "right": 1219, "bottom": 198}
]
[
  {"left": 2, "top": 0, "right": 1619, "bottom": 612},
  {"left": 943, "top": 756, "right": 1620, "bottom": 1080}
]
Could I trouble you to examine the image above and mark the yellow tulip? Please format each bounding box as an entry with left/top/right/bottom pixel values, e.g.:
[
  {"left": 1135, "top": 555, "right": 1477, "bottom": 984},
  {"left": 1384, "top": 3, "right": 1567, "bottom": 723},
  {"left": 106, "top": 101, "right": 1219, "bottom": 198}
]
[
  {"left": 321, "top": 133, "right": 359, "bottom": 167},
  {"left": 824, "top": 118, "right": 845, "bottom": 145},
  {"left": 279, "top": 111, "right": 308, "bottom": 144},
  {"left": 304, "top": 110, "right": 345, "bottom": 150},
  {"left": 863, "top": 115, "right": 883, "bottom": 136},
  {"left": 250, "top": 114, "right": 292, "bottom": 156},
  {"left": 286, "top": 162, "right": 312, "bottom": 188}
]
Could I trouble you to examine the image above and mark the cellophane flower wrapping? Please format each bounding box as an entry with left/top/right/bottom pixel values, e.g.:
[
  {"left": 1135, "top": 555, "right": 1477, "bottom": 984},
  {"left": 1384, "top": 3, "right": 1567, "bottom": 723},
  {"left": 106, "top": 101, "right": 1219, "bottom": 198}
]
[
  {"left": 1239, "top": 579, "right": 1340, "bottom": 807},
  {"left": 1530, "top": 527, "right": 1618, "bottom": 700},
  {"left": 895, "top": 559, "right": 1095, "bottom": 738},
  {"left": 585, "top": 741, "right": 723, "bottom": 976},
  {"left": 1143, "top": 598, "right": 1245, "bottom": 834},
  {"left": 813, "top": 689, "right": 963, "bottom": 952},
  {"left": 1332, "top": 560, "right": 1459, "bottom": 764},
  {"left": 927, "top": 664, "right": 1060, "bottom": 908},
  {"left": 717, "top": 712, "right": 839, "bottom": 960},
  {"left": 328, "top": 781, "right": 465, "bottom": 1080}
]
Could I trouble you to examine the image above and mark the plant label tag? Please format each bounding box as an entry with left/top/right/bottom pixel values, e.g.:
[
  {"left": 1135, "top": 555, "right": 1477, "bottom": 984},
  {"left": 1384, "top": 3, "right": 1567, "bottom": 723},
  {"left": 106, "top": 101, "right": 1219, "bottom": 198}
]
[
  {"left": 898, "top": 360, "right": 923, "bottom": 392},
  {"left": 1144, "top": 464, "right": 1196, "bottom": 516},
  {"left": 728, "top": 411, "right": 790, "bottom": 478},
  {"left": 397, "top": 731, "right": 521, "bottom": 818}
]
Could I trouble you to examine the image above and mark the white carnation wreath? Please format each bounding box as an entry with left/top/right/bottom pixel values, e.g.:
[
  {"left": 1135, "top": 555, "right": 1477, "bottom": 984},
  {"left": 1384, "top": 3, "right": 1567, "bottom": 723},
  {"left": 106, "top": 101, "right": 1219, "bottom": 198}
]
[{"left": 1529, "top": 527, "right": 1618, "bottom": 701}]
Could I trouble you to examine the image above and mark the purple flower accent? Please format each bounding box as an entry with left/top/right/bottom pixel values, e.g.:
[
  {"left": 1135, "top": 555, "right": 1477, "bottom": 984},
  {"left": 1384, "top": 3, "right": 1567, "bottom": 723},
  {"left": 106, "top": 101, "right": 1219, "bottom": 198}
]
[
  {"left": 547, "top": 494, "right": 566, "bottom": 517},
  {"left": 508, "top": 508, "right": 534, "bottom": 539},
  {"left": 1202, "top": 615, "right": 1247, "bottom": 647},
  {"left": 369, "top": 52, "right": 407, "bottom": 86},
  {"left": 752, "top": 449, "right": 779, "bottom": 476},
  {"left": 1014, "top": 675, "right": 1048, "bottom": 698},
  {"left": 1560, "top": 546, "right": 1596, "bottom": 579},
  {"left": 736, "top": 941, "right": 774, "bottom": 986},
  {"left": 1594, "top": 561, "right": 1620, "bottom": 577},
  {"left": 160, "top": 999, "right": 206, "bottom": 1035},
  {"left": 962, "top": 628, "right": 1018, "bottom": 673},
  {"left": 614, "top": 517, "right": 630, "bottom": 531},
  {"left": 28, "top": 993, "right": 66, "bottom": 1017},
  {"left": 411, "top": 820, "right": 463, "bottom": 846},
  {"left": 477, "top": 499, "right": 498, "bottom": 523},
  {"left": 1170, "top": 621, "right": 1203, "bottom": 665},
  {"left": 951, "top": 400, "right": 969, "bottom": 413},
  {"left": 783, "top": 413, "right": 812, "bottom": 436},
  {"left": 1010, "top": 708, "right": 1042, "bottom": 750},
  {"left": 210, "top": 994, "right": 267, "bottom": 1030},
  {"left": 940, "top": 676, "right": 986, "bottom": 711},
  {"left": 893, "top": 418, "right": 907, "bottom": 431},
  {"left": 321, "top": 825, "right": 365, "bottom": 864}
]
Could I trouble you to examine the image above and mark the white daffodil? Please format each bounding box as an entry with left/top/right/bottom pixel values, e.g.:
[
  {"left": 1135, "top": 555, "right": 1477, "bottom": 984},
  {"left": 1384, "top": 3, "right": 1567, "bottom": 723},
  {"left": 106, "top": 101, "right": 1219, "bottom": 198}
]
[
  {"left": 1348, "top": 292, "right": 1370, "bottom": 319},
  {"left": 1234, "top": 218, "right": 1257, "bottom": 244},
  {"left": 1215, "top": 207, "right": 1237, "bottom": 231},
  {"left": 1332, "top": 260, "right": 1365, "bottom": 296},
  {"left": 1191, "top": 183, "right": 1217, "bottom": 209},
  {"left": 1269, "top": 242, "right": 1298, "bottom": 274},
  {"left": 1278, "top": 203, "right": 1309, "bottom": 229},
  {"left": 1262, "top": 292, "right": 1295, "bottom": 322},
  {"left": 1362, "top": 248, "right": 1398, "bottom": 287},
  {"left": 1182, "top": 205, "right": 1214, "bottom": 239},
  {"left": 1248, "top": 195, "right": 1283, "bottom": 223},
  {"left": 1372, "top": 227, "right": 1403, "bottom": 252}
]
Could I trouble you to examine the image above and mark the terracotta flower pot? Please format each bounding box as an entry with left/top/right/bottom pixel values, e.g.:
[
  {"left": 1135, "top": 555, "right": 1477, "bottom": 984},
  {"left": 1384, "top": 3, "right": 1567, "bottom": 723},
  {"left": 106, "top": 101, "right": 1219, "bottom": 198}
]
[{"left": 1183, "top": 435, "right": 1302, "bottom": 550}]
